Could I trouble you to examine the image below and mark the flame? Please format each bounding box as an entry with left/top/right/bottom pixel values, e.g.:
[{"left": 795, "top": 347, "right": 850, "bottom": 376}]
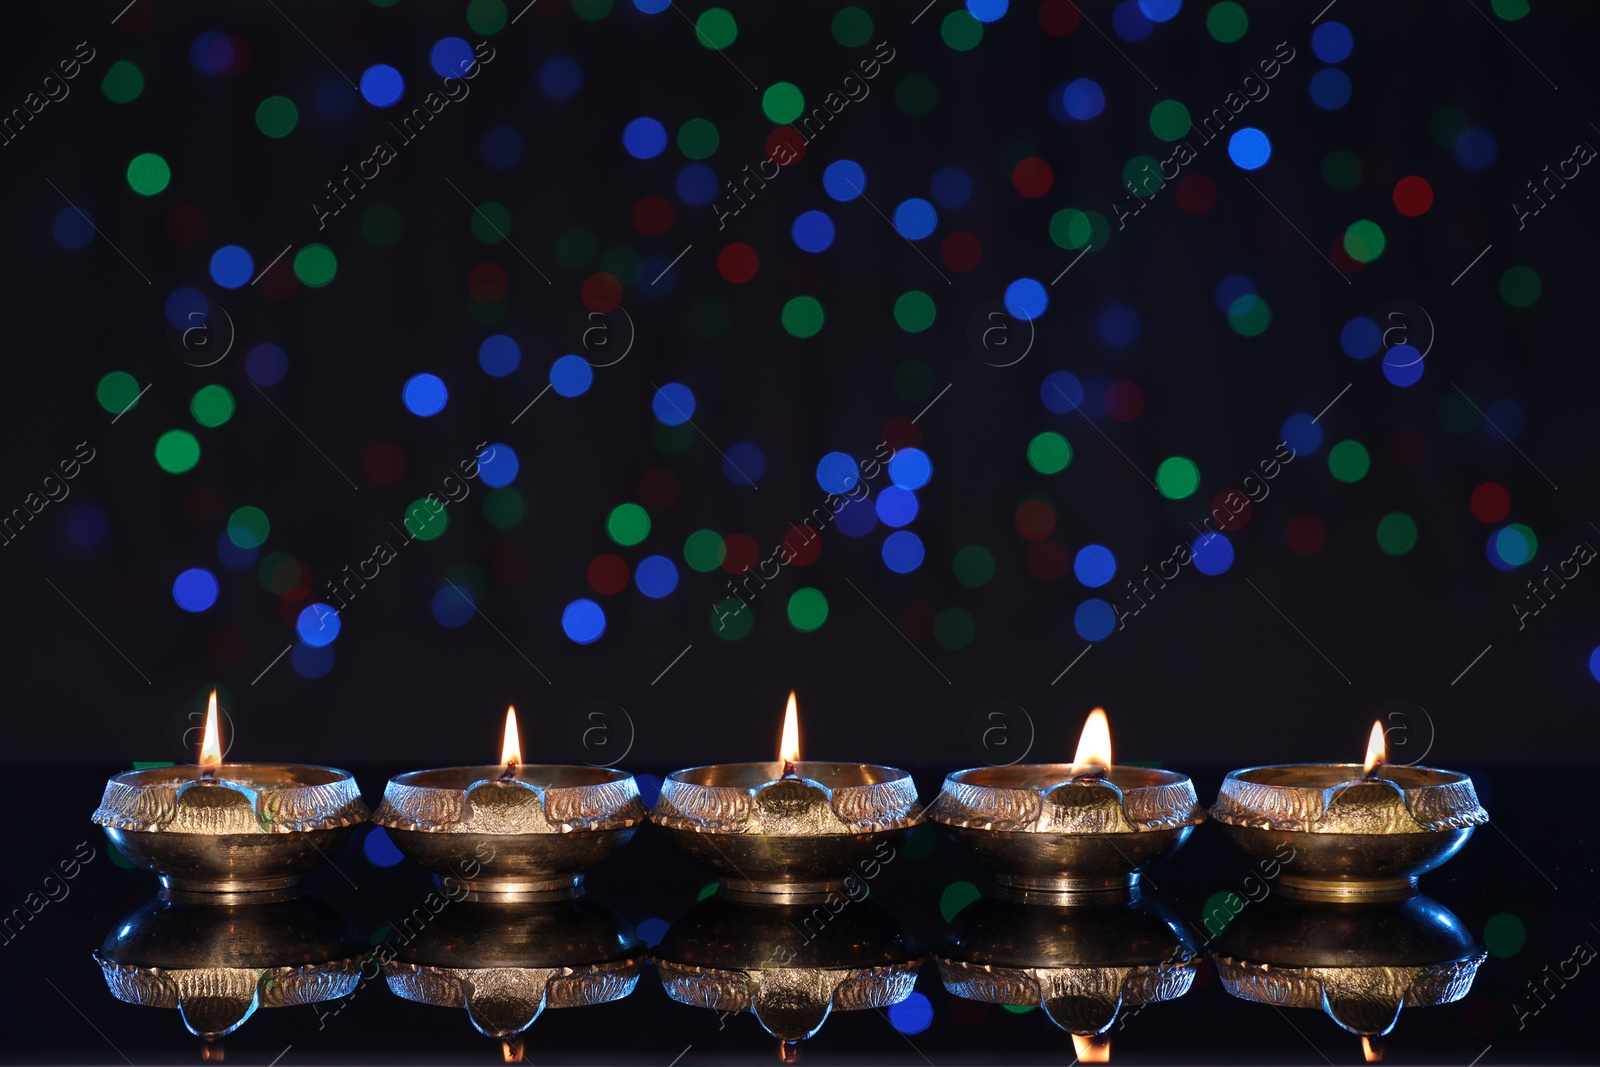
[
  {"left": 1071, "top": 1033, "right": 1110, "bottom": 1063},
  {"left": 500, "top": 706, "right": 521, "bottom": 771},
  {"left": 1071, "top": 708, "right": 1113, "bottom": 775},
  {"left": 1363, "top": 719, "right": 1386, "bottom": 777},
  {"left": 199, "top": 690, "right": 223, "bottom": 775},
  {"left": 200, "top": 1038, "right": 224, "bottom": 1062},
  {"left": 501, "top": 1038, "right": 524, "bottom": 1063},
  {"left": 1361, "top": 1035, "right": 1383, "bottom": 1062},
  {"left": 779, "top": 691, "right": 801, "bottom": 769}
]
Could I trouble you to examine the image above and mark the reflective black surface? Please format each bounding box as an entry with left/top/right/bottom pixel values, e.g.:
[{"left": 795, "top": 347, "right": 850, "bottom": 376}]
[{"left": 1, "top": 764, "right": 1594, "bottom": 1063}]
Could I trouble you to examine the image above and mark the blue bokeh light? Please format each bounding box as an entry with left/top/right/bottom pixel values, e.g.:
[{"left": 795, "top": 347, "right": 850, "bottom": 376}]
[
  {"left": 875, "top": 486, "right": 919, "bottom": 527},
  {"left": 1061, "top": 78, "right": 1106, "bottom": 120},
  {"left": 1341, "top": 316, "right": 1381, "bottom": 359},
  {"left": 723, "top": 441, "right": 766, "bottom": 485},
  {"left": 1454, "top": 128, "right": 1498, "bottom": 170},
  {"left": 246, "top": 343, "right": 289, "bottom": 386},
  {"left": 209, "top": 245, "right": 253, "bottom": 289},
  {"left": 1213, "top": 274, "right": 1255, "bottom": 313},
  {"left": 1228, "top": 127, "right": 1272, "bottom": 170},
  {"left": 1139, "top": 0, "right": 1182, "bottom": 20},
  {"left": 1382, "top": 344, "right": 1424, "bottom": 387},
  {"left": 297, "top": 603, "right": 341, "bottom": 646},
  {"left": 889, "top": 448, "right": 932, "bottom": 489},
  {"left": 882, "top": 530, "right": 925, "bottom": 573},
  {"left": 562, "top": 599, "right": 607, "bottom": 644},
  {"left": 402, "top": 373, "right": 448, "bottom": 416},
  {"left": 623, "top": 117, "right": 668, "bottom": 159},
  {"left": 791, "top": 210, "right": 836, "bottom": 253},
  {"left": 1112, "top": 1, "right": 1154, "bottom": 41},
  {"left": 1192, "top": 533, "right": 1235, "bottom": 575},
  {"left": 480, "top": 126, "right": 524, "bottom": 169},
  {"left": 64, "top": 504, "right": 108, "bottom": 550},
  {"left": 1280, "top": 413, "right": 1324, "bottom": 455},
  {"left": 291, "top": 641, "right": 335, "bottom": 679},
  {"left": 478, "top": 443, "right": 519, "bottom": 488},
  {"left": 1309, "top": 68, "right": 1352, "bottom": 110},
  {"left": 478, "top": 334, "right": 521, "bottom": 377},
  {"left": 550, "top": 355, "right": 593, "bottom": 397},
  {"left": 164, "top": 287, "right": 209, "bottom": 331},
  {"left": 889, "top": 992, "right": 934, "bottom": 1034},
  {"left": 966, "top": 0, "right": 1008, "bottom": 22},
  {"left": 1074, "top": 599, "right": 1117, "bottom": 641},
  {"left": 362, "top": 826, "right": 405, "bottom": 867},
  {"left": 1311, "top": 21, "right": 1354, "bottom": 62},
  {"left": 835, "top": 496, "right": 877, "bottom": 537},
  {"left": 1098, "top": 303, "right": 1140, "bottom": 347},
  {"left": 816, "top": 452, "right": 860, "bottom": 494},
  {"left": 172, "top": 568, "right": 219, "bottom": 612},
  {"left": 635, "top": 555, "right": 680, "bottom": 598},
  {"left": 1004, "top": 278, "right": 1047, "bottom": 320},
  {"left": 540, "top": 57, "right": 583, "bottom": 100},
  {"left": 930, "top": 165, "right": 973, "bottom": 208},
  {"left": 216, "top": 529, "right": 256, "bottom": 570},
  {"left": 893, "top": 198, "right": 938, "bottom": 239},
  {"left": 429, "top": 37, "right": 476, "bottom": 79},
  {"left": 52, "top": 207, "right": 95, "bottom": 250},
  {"left": 1484, "top": 398, "right": 1527, "bottom": 440},
  {"left": 359, "top": 64, "right": 405, "bottom": 108},
  {"left": 822, "top": 159, "right": 866, "bottom": 201},
  {"left": 1041, "top": 371, "right": 1084, "bottom": 412},
  {"left": 652, "top": 382, "right": 696, "bottom": 425},
  {"left": 430, "top": 585, "right": 475, "bottom": 628},
  {"left": 675, "top": 163, "right": 719, "bottom": 205},
  {"left": 1074, "top": 545, "right": 1116, "bottom": 587}
]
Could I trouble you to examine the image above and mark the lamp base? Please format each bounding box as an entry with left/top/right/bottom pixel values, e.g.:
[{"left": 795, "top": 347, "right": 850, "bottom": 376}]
[{"left": 994, "top": 873, "right": 1141, "bottom": 906}]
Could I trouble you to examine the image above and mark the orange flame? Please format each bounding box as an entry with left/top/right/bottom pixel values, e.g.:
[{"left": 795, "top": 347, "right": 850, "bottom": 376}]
[
  {"left": 1071, "top": 1033, "right": 1110, "bottom": 1062},
  {"left": 501, "top": 1038, "right": 524, "bottom": 1063},
  {"left": 779, "top": 691, "right": 801, "bottom": 771},
  {"left": 1363, "top": 720, "right": 1386, "bottom": 777},
  {"left": 1071, "top": 708, "right": 1112, "bottom": 775},
  {"left": 1361, "top": 1035, "right": 1383, "bottom": 1062},
  {"left": 199, "top": 690, "right": 223, "bottom": 776},
  {"left": 500, "top": 706, "right": 521, "bottom": 772}
]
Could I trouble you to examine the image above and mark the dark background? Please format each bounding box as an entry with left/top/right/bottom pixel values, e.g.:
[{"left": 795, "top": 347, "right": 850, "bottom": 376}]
[{"left": 3, "top": 4, "right": 1599, "bottom": 765}]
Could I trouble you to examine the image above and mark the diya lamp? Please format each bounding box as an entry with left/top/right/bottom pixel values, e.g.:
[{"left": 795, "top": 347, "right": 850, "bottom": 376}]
[
  {"left": 650, "top": 692, "right": 923, "bottom": 902},
  {"left": 928, "top": 709, "right": 1204, "bottom": 903},
  {"left": 372, "top": 706, "right": 646, "bottom": 900},
  {"left": 93, "top": 892, "right": 366, "bottom": 1058},
  {"left": 385, "top": 894, "right": 642, "bottom": 1063},
  {"left": 91, "top": 691, "right": 368, "bottom": 899},
  {"left": 936, "top": 893, "right": 1201, "bottom": 1062},
  {"left": 1210, "top": 721, "right": 1487, "bottom": 901},
  {"left": 653, "top": 892, "right": 922, "bottom": 1063},
  {"left": 1212, "top": 893, "right": 1487, "bottom": 1060}
]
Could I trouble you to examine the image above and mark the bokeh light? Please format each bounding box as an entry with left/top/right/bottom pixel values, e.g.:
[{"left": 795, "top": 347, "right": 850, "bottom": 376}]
[
  {"left": 172, "top": 568, "right": 219, "bottom": 612},
  {"left": 402, "top": 373, "right": 448, "bottom": 416},
  {"left": 562, "top": 599, "right": 607, "bottom": 644},
  {"left": 1155, "top": 456, "right": 1200, "bottom": 499}
]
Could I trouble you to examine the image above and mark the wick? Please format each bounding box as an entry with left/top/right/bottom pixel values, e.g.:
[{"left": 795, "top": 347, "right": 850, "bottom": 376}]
[
  {"left": 781, "top": 760, "right": 796, "bottom": 778},
  {"left": 499, "top": 759, "right": 518, "bottom": 781},
  {"left": 1363, "top": 761, "right": 1386, "bottom": 781},
  {"left": 1072, "top": 764, "right": 1109, "bottom": 783},
  {"left": 200, "top": 766, "right": 216, "bottom": 781}
]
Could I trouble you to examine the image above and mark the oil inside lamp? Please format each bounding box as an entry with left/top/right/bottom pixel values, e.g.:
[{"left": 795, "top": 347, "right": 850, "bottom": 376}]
[
  {"left": 500, "top": 705, "right": 522, "bottom": 780},
  {"left": 1072, "top": 1033, "right": 1111, "bottom": 1063},
  {"left": 779, "top": 691, "right": 801, "bottom": 778}
]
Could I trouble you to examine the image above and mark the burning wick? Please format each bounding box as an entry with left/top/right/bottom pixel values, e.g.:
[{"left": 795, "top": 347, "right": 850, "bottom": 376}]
[
  {"left": 1362, "top": 720, "right": 1387, "bottom": 780},
  {"left": 198, "top": 689, "right": 223, "bottom": 781},
  {"left": 779, "top": 1040, "right": 799, "bottom": 1064},
  {"left": 779, "top": 691, "right": 801, "bottom": 779},
  {"left": 1071, "top": 708, "right": 1113, "bottom": 782},
  {"left": 501, "top": 1038, "right": 525, "bottom": 1063},
  {"left": 1361, "top": 1035, "right": 1384, "bottom": 1062},
  {"left": 499, "top": 705, "right": 522, "bottom": 781}
]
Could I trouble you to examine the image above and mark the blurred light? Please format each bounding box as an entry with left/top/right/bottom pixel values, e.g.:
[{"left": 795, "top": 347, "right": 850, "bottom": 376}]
[
  {"left": 1228, "top": 127, "right": 1271, "bottom": 170},
  {"left": 636, "top": 555, "right": 679, "bottom": 598},
  {"left": 1098, "top": 303, "right": 1140, "bottom": 347},
  {"left": 1383, "top": 345, "right": 1424, "bottom": 387},
  {"left": 429, "top": 37, "right": 475, "bottom": 78},
  {"left": 1312, "top": 21, "right": 1354, "bottom": 61},
  {"left": 478, "top": 443, "right": 519, "bottom": 487},
  {"left": 1027, "top": 432, "right": 1072, "bottom": 474},
  {"left": 1484, "top": 398, "right": 1526, "bottom": 439},
  {"left": 1061, "top": 78, "right": 1105, "bottom": 120},
  {"left": 787, "top": 587, "right": 829, "bottom": 632},
  {"left": 65, "top": 504, "right": 109, "bottom": 550},
  {"left": 154, "top": 430, "right": 201, "bottom": 474},
  {"left": 297, "top": 603, "right": 341, "bottom": 645},
  {"left": 676, "top": 163, "right": 719, "bottom": 205},
  {"left": 226, "top": 506, "right": 270, "bottom": 549},
  {"left": 540, "top": 56, "right": 582, "bottom": 100},
  {"left": 359, "top": 64, "right": 404, "bottom": 107},
  {"left": 550, "top": 354, "right": 593, "bottom": 396},
  {"left": 930, "top": 165, "right": 973, "bottom": 208},
  {"left": 1469, "top": 482, "right": 1511, "bottom": 524},
  {"left": 889, "top": 448, "right": 932, "bottom": 489},
  {"left": 677, "top": 117, "right": 719, "bottom": 159},
  {"left": 1074, "top": 599, "right": 1116, "bottom": 641},
  {"left": 835, "top": 496, "right": 877, "bottom": 536},
  {"left": 893, "top": 198, "right": 938, "bottom": 239},
  {"left": 953, "top": 545, "right": 995, "bottom": 587},
  {"left": 636, "top": 917, "right": 669, "bottom": 945},
  {"left": 1192, "top": 532, "right": 1234, "bottom": 575},
  {"left": 966, "top": 0, "right": 1007, "bottom": 21},
  {"left": 53, "top": 207, "right": 95, "bottom": 249},
  {"left": 363, "top": 826, "right": 405, "bottom": 867},
  {"left": 431, "top": 585, "right": 475, "bottom": 628},
  {"left": 652, "top": 382, "right": 696, "bottom": 425},
  {"left": 1377, "top": 512, "right": 1419, "bottom": 556},
  {"left": 876, "top": 487, "right": 919, "bottom": 527},
  {"left": 1341, "top": 316, "right": 1381, "bottom": 359},
  {"left": 1074, "top": 544, "right": 1116, "bottom": 587},
  {"left": 1287, "top": 513, "right": 1327, "bottom": 555},
  {"left": 246, "top": 343, "right": 289, "bottom": 385},
  {"left": 882, "top": 530, "right": 925, "bottom": 573},
  {"left": 562, "top": 599, "right": 607, "bottom": 644},
  {"left": 723, "top": 441, "right": 766, "bottom": 485},
  {"left": 683, "top": 530, "right": 726, "bottom": 572},
  {"left": 1280, "top": 413, "right": 1323, "bottom": 454},
  {"left": 478, "top": 334, "right": 521, "bottom": 377},
  {"left": 191, "top": 384, "right": 235, "bottom": 427},
  {"left": 1328, "top": 440, "right": 1370, "bottom": 482},
  {"left": 480, "top": 126, "right": 524, "bottom": 169},
  {"left": 1156, "top": 456, "right": 1200, "bottom": 499},
  {"left": 164, "top": 287, "right": 208, "bottom": 330},
  {"left": 1205, "top": 1, "right": 1247, "bottom": 42},
  {"left": 1112, "top": 1, "right": 1153, "bottom": 41},
  {"left": 823, "top": 159, "right": 866, "bottom": 201},
  {"left": 1500, "top": 265, "right": 1541, "bottom": 308},
  {"left": 1140, "top": 0, "right": 1181, "bottom": 20},
  {"left": 1454, "top": 128, "right": 1498, "bottom": 170},
  {"left": 1488, "top": 523, "right": 1537, "bottom": 569},
  {"left": 623, "top": 116, "right": 668, "bottom": 159},
  {"left": 1309, "top": 68, "right": 1351, "bottom": 109},
  {"left": 1040, "top": 371, "right": 1083, "bottom": 412},
  {"left": 816, "top": 452, "right": 859, "bottom": 494},
  {"left": 889, "top": 992, "right": 934, "bottom": 1035},
  {"left": 1589, "top": 646, "right": 1600, "bottom": 683},
  {"left": 291, "top": 642, "right": 335, "bottom": 679},
  {"left": 189, "top": 31, "right": 236, "bottom": 75},
  {"left": 402, "top": 373, "right": 448, "bottom": 416},
  {"left": 1004, "top": 278, "right": 1047, "bottom": 319},
  {"left": 172, "top": 568, "right": 219, "bottom": 612},
  {"left": 791, "top": 210, "right": 836, "bottom": 252},
  {"left": 606, "top": 503, "right": 651, "bottom": 546}
]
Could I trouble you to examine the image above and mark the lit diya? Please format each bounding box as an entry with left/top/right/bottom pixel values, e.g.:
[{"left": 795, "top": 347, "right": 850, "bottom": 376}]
[
  {"left": 1210, "top": 721, "right": 1487, "bottom": 901},
  {"left": 372, "top": 706, "right": 645, "bottom": 900},
  {"left": 650, "top": 692, "right": 922, "bottom": 902},
  {"left": 928, "top": 708, "right": 1204, "bottom": 903},
  {"left": 91, "top": 691, "right": 368, "bottom": 899}
]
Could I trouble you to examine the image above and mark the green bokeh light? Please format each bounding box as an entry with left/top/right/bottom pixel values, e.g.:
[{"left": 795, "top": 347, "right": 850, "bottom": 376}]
[
  {"left": 941, "top": 10, "right": 983, "bottom": 50},
  {"left": 96, "top": 371, "right": 141, "bottom": 415},
  {"left": 781, "top": 296, "right": 825, "bottom": 338},
  {"left": 894, "top": 290, "right": 936, "bottom": 333},
  {"left": 832, "top": 6, "right": 874, "bottom": 46},
  {"left": 190, "top": 384, "right": 235, "bottom": 428},
  {"left": 556, "top": 227, "right": 598, "bottom": 270},
  {"left": 1227, "top": 294, "right": 1271, "bottom": 337},
  {"left": 1343, "top": 219, "right": 1386, "bottom": 263},
  {"left": 1156, "top": 456, "right": 1200, "bottom": 499},
  {"left": 1328, "top": 440, "right": 1371, "bottom": 483},
  {"left": 1440, "top": 392, "right": 1480, "bottom": 433},
  {"left": 255, "top": 96, "right": 299, "bottom": 138},
  {"left": 895, "top": 74, "right": 937, "bottom": 116},
  {"left": 1027, "top": 432, "right": 1073, "bottom": 474},
  {"left": 939, "top": 880, "right": 981, "bottom": 921},
  {"left": 607, "top": 503, "right": 651, "bottom": 546},
  {"left": 1321, "top": 149, "right": 1361, "bottom": 191},
  {"left": 1122, "top": 155, "right": 1163, "bottom": 198},
  {"left": 1429, "top": 106, "right": 1469, "bottom": 149},
  {"left": 1149, "top": 99, "right": 1192, "bottom": 141},
  {"left": 227, "top": 506, "right": 270, "bottom": 549},
  {"left": 684, "top": 530, "right": 726, "bottom": 572},
  {"left": 100, "top": 61, "right": 144, "bottom": 103},
  {"left": 695, "top": 8, "right": 737, "bottom": 49},
  {"left": 953, "top": 545, "right": 996, "bottom": 587},
  {"left": 1484, "top": 913, "right": 1527, "bottom": 957},
  {"left": 469, "top": 201, "right": 513, "bottom": 244},
  {"left": 901, "top": 822, "right": 937, "bottom": 859},
  {"left": 155, "top": 430, "right": 200, "bottom": 474},
  {"left": 677, "top": 118, "right": 719, "bottom": 159},
  {"left": 711, "top": 597, "right": 753, "bottom": 640},
  {"left": 571, "top": 0, "right": 612, "bottom": 19},
  {"left": 126, "top": 152, "right": 171, "bottom": 196},
  {"left": 1491, "top": 0, "right": 1530, "bottom": 20},
  {"left": 1376, "top": 511, "right": 1418, "bottom": 556},
  {"left": 1048, "top": 208, "right": 1110, "bottom": 251},
  {"left": 787, "top": 587, "right": 829, "bottom": 632},
  {"left": 466, "top": 0, "right": 508, "bottom": 33},
  {"left": 761, "top": 82, "right": 804, "bottom": 124},
  {"left": 483, "top": 488, "right": 524, "bottom": 529},
  {"left": 1500, "top": 265, "right": 1542, "bottom": 308},
  {"left": 894, "top": 360, "right": 935, "bottom": 402},
  {"left": 1497, "top": 523, "right": 1539, "bottom": 565},
  {"left": 934, "top": 608, "right": 975, "bottom": 650},
  {"left": 1201, "top": 890, "right": 1242, "bottom": 936},
  {"left": 1206, "top": 1, "right": 1248, "bottom": 42},
  {"left": 294, "top": 244, "right": 337, "bottom": 287},
  {"left": 362, "top": 204, "right": 405, "bottom": 248},
  {"left": 404, "top": 499, "right": 450, "bottom": 541}
]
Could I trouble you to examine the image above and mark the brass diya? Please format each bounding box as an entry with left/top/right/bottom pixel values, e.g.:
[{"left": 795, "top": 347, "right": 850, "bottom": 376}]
[
  {"left": 385, "top": 892, "right": 642, "bottom": 1055},
  {"left": 935, "top": 893, "right": 1201, "bottom": 1044},
  {"left": 1211, "top": 724, "right": 1487, "bottom": 901},
  {"left": 372, "top": 707, "right": 646, "bottom": 899},
  {"left": 1212, "top": 893, "right": 1486, "bottom": 1045},
  {"left": 91, "top": 693, "right": 368, "bottom": 898},
  {"left": 93, "top": 893, "right": 366, "bottom": 1045},
  {"left": 651, "top": 694, "right": 921, "bottom": 901},
  {"left": 653, "top": 893, "right": 922, "bottom": 1061},
  {"left": 929, "top": 710, "right": 1203, "bottom": 902}
]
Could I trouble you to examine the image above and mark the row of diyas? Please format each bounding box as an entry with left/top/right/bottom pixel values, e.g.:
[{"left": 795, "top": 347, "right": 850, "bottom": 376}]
[
  {"left": 91, "top": 693, "right": 1487, "bottom": 904},
  {"left": 93, "top": 887, "right": 1487, "bottom": 1064}
]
